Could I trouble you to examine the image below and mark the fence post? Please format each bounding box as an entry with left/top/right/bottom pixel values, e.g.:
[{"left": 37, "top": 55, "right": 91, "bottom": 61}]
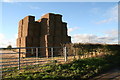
[
  {"left": 51, "top": 48, "right": 53, "bottom": 60},
  {"left": 36, "top": 48, "right": 38, "bottom": 64},
  {"left": 0, "top": 50, "right": 2, "bottom": 80},
  {"left": 18, "top": 48, "right": 20, "bottom": 70},
  {"left": 73, "top": 49, "right": 76, "bottom": 59},
  {"left": 31, "top": 48, "right": 34, "bottom": 54},
  {"left": 64, "top": 47, "right": 67, "bottom": 62}
]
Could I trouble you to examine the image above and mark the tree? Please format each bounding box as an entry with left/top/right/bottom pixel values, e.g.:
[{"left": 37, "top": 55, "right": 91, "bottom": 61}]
[{"left": 7, "top": 45, "right": 12, "bottom": 49}]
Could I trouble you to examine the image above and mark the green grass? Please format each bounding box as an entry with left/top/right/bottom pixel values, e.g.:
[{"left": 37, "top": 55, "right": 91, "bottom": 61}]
[{"left": 2, "top": 51, "right": 120, "bottom": 80}]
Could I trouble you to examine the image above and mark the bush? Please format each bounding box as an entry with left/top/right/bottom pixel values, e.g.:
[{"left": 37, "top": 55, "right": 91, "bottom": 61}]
[{"left": 7, "top": 45, "right": 12, "bottom": 49}]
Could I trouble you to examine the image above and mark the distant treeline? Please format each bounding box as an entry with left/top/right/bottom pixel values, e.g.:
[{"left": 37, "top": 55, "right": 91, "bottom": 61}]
[
  {"left": 65, "top": 43, "right": 120, "bottom": 56},
  {"left": 1, "top": 45, "right": 12, "bottom": 50}
]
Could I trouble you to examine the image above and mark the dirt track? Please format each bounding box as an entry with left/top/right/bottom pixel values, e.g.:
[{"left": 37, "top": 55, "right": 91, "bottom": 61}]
[{"left": 90, "top": 69, "right": 120, "bottom": 80}]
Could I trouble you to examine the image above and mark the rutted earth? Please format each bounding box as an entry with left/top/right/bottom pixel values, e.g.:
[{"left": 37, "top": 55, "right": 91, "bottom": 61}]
[{"left": 90, "top": 69, "right": 120, "bottom": 80}]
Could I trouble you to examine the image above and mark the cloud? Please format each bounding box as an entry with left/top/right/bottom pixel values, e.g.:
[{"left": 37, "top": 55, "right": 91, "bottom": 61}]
[
  {"left": 72, "top": 33, "right": 118, "bottom": 44},
  {"left": 0, "top": 33, "right": 4, "bottom": 40},
  {"left": 91, "top": 8, "right": 101, "bottom": 15},
  {"left": 96, "top": 17, "right": 116, "bottom": 24},
  {"left": 68, "top": 28, "right": 118, "bottom": 44},
  {"left": 0, "top": 33, "right": 6, "bottom": 48},
  {"left": 2, "top": 0, "right": 14, "bottom": 2},
  {"left": 104, "top": 29, "right": 118, "bottom": 37},
  {"left": 0, "top": 33, "right": 17, "bottom": 48},
  {"left": 68, "top": 27, "right": 80, "bottom": 35},
  {"left": 2, "top": 0, "right": 120, "bottom": 2},
  {"left": 68, "top": 27, "right": 79, "bottom": 32},
  {"left": 97, "top": 35, "right": 117, "bottom": 43},
  {"left": 96, "top": 5, "right": 118, "bottom": 24},
  {"left": 119, "top": 40, "right": 120, "bottom": 44},
  {"left": 72, "top": 34, "right": 97, "bottom": 43},
  {"left": 29, "top": 6, "right": 41, "bottom": 10}
]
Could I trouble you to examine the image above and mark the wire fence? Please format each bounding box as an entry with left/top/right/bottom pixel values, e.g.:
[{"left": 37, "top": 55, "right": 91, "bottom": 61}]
[{"left": 1, "top": 47, "right": 75, "bottom": 73}]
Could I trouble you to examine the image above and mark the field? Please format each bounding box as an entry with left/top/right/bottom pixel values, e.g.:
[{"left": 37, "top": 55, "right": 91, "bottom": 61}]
[
  {"left": 1, "top": 49, "right": 75, "bottom": 70},
  {"left": 2, "top": 54, "right": 120, "bottom": 80},
  {"left": 1, "top": 44, "right": 120, "bottom": 80},
  {"left": 1, "top": 49, "right": 107, "bottom": 69}
]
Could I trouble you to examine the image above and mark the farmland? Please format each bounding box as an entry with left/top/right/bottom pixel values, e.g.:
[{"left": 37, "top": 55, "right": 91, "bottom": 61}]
[
  {"left": 1, "top": 50, "right": 65, "bottom": 68},
  {"left": 2, "top": 55, "right": 120, "bottom": 80},
  {"left": 1, "top": 43, "right": 120, "bottom": 80}
]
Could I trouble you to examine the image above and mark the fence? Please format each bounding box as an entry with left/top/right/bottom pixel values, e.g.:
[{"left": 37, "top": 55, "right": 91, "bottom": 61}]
[
  {"left": 1, "top": 45, "right": 110, "bottom": 73},
  {"left": 1, "top": 47, "right": 74, "bottom": 73}
]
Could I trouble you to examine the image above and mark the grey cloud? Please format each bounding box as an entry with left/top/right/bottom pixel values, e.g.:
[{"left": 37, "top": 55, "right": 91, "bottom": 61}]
[{"left": 72, "top": 33, "right": 118, "bottom": 44}]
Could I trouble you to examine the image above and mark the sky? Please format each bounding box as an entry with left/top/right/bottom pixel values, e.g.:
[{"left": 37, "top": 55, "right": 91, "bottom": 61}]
[{"left": 0, "top": 1, "right": 119, "bottom": 48}]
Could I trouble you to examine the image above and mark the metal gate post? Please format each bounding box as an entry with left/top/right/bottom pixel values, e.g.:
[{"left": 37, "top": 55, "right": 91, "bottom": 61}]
[
  {"left": 51, "top": 48, "right": 53, "bottom": 60},
  {"left": 36, "top": 48, "right": 38, "bottom": 64},
  {"left": 18, "top": 48, "right": 21, "bottom": 70},
  {"left": 31, "top": 48, "right": 34, "bottom": 54},
  {"left": 64, "top": 47, "right": 67, "bottom": 62}
]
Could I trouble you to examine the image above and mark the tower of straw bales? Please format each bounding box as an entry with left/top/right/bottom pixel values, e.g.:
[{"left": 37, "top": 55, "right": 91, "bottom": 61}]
[{"left": 16, "top": 13, "right": 71, "bottom": 57}]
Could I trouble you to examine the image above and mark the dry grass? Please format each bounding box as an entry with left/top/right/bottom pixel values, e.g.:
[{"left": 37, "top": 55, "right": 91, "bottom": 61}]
[
  {"left": 1, "top": 50, "right": 18, "bottom": 58},
  {"left": 1, "top": 49, "right": 107, "bottom": 70},
  {"left": 1, "top": 50, "right": 69, "bottom": 69}
]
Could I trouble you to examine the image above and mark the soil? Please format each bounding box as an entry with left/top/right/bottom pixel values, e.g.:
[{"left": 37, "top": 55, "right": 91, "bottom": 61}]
[{"left": 90, "top": 68, "right": 120, "bottom": 80}]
